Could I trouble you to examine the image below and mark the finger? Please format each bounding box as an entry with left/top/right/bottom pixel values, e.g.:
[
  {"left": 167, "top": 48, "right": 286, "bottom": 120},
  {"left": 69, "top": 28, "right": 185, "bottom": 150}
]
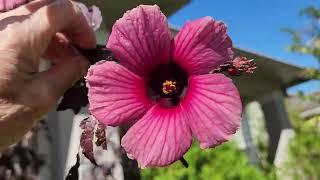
[
  {"left": 26, "top": 0, "right": 96, "bottom": 56},
  {"left": 0, "top": 0, "right": 51, "bottom": 19},
  {"left": 63, "top": 1, "right": 96, "bottom": 49},
  {"left": 43, "top": 32, "right": 70, "bottom": 64}
]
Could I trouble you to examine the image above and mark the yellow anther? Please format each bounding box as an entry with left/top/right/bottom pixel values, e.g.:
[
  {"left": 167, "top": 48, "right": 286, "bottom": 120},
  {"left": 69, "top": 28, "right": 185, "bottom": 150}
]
[{"left": 162, "top": 80, "right": 177, "bottom": 95}]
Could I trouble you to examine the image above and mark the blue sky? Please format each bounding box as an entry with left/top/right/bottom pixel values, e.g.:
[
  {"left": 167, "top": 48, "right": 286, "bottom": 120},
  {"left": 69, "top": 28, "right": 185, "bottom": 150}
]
[{"left": 168, "top": 0, "right": 319, "bottom": 94}]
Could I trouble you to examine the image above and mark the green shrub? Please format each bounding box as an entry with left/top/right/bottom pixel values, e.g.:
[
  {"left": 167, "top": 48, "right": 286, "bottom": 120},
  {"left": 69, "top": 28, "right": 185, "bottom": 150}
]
[
  {"left": 142, "top": 142, "right": 275, "bottom": 180},
  {"left": 285, "top": 117, "right": 320, "bottom": 180}
]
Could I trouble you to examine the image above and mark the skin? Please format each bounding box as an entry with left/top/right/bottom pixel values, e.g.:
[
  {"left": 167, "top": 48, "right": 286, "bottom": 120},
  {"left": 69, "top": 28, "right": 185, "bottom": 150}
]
[{"left": 0, "top": 0, "right": 96, "bottom": 150}]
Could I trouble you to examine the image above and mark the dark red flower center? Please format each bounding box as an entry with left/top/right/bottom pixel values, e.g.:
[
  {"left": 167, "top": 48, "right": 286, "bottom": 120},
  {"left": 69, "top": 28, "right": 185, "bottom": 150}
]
[{"left": 147, "top": 63, "right": 188, "bottom": 106}]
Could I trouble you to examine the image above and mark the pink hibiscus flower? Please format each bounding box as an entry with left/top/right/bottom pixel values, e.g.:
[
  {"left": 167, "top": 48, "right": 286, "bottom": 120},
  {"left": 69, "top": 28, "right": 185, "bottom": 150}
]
[{"left": 86, "top": 5, "right": 242, "bottom": 168}]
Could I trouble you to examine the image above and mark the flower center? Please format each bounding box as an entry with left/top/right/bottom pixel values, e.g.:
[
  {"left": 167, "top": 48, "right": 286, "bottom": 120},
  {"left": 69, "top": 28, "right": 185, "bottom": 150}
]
[
  {"left": 162, "top": 80, "right": 177, "bottom": 95},
  {"left": 147, "top": 63, "right": 188, "bottom": 106}
]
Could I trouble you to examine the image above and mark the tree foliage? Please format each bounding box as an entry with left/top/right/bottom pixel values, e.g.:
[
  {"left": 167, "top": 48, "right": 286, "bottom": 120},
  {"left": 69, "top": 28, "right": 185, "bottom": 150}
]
[{"left": 285, "top": 6, "right": 320, "bottom": 79}]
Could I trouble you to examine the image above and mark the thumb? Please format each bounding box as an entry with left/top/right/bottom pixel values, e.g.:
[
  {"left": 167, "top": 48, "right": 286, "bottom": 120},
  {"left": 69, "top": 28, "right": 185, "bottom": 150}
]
[
  {"left": 42, "top": 53, "right": 89, "bottom": 98},
  {"left": 26, "top": 50, "right": 89, "bottom": 111}
]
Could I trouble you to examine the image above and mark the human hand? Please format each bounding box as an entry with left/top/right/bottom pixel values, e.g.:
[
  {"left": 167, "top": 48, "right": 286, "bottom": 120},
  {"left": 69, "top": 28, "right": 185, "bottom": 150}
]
[{"left": 0, "top": 0, "right": 96, "bottom": 149}]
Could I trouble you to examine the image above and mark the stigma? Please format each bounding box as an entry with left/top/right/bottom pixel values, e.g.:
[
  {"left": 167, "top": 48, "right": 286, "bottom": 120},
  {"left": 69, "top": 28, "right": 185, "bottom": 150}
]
[{"left": 162, "top": 80, "right": 177, "bottom": 95}]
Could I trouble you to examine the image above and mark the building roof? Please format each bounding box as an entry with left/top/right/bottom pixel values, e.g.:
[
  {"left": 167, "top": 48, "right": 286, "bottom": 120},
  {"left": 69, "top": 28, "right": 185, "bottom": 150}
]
[
  {"left": 287, "top": 92, "right": 320, "bottom": 119},
  {"left": 233, "top": 47, "right": 309, "bottom": 102}
]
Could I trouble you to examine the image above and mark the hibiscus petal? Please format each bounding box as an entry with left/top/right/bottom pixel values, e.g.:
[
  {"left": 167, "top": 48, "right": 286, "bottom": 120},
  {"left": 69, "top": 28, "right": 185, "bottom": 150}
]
[
  {"left": 121, "top": 105, "right": 192, "bottom": 168},
  {"left": 173, "top": 17, "right": 233, "bottom": 75},
  {"left": 107, "top": 5, "right": 171, "bottom": 76},
  {"left": 182, "top": 74, "right": 242, "bottom": 149},
  {"left": 86, "top": 61, "right": 152, "bottom": 126},
  {"left": 75, "top": 2, "right": 102, "bottom": 31}
]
